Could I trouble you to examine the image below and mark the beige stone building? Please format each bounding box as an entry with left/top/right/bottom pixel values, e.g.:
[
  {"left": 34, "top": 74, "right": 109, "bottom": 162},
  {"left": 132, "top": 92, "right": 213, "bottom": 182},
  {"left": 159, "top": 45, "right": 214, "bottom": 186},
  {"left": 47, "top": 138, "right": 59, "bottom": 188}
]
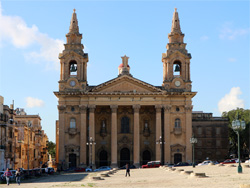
[
  {"left": 55, "top": 8, "right": 196, "bottom": 168},
  {"left": 14, "top": 108, "right": 49, "bottom": 170},
  {"left": 0, "top": 96, "right": 48, "bottom": 170}
]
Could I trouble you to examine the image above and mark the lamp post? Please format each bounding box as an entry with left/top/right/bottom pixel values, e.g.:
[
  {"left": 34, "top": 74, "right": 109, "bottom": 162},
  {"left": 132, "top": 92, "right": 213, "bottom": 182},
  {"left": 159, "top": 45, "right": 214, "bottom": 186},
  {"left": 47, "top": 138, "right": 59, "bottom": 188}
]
[
  {"left": 232, "top": 113, "right": 246, "bottom": 173},
  {"left": 86, "top": 137, "right": 96, "bottom": 169},
  {"left": 190, "top": 135, "right": 198, "bottom": 168},
  {"left": 156, "top": 136, "right": 165, "bottom": 165}
]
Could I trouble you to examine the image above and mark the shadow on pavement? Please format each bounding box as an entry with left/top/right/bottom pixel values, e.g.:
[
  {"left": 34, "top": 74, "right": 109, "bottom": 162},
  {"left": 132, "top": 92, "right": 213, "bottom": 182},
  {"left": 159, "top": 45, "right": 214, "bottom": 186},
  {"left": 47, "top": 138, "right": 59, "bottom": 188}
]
[{"left": 21, "top": 172, "right": 89, "bottom": 184}]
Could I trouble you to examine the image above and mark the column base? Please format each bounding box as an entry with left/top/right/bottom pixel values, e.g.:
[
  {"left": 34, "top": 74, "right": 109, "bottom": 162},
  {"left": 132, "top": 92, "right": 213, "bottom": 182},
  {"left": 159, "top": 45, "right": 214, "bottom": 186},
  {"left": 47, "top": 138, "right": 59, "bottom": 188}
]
[
  {"left": 110, "top": 163, "right": 118, "bottom": 169},
  {"left": 133, "top": 162, "right": 140, "bottom": 168}
]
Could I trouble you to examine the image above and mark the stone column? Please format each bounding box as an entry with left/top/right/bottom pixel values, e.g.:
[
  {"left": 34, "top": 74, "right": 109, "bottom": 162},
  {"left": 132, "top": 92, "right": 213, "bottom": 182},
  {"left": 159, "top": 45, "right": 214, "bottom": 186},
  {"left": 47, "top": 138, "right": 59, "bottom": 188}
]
[
  {"left": 80, "top": 105, "right": 87, "bottom": 165},
  {"left": 163, "top": 105, "right": 171, "bottom": 163},
  {"left": 133, "top": 104, "right": 140, "bottom": 167},
  {"left": 185, "top": 105, "right": 193, "bottom": 163},
  {"left": 155, "top": 105, "right": 162, "bottom": 161},
  {"left": 88, "top": 105, "right": 96, "bottom": 168},
  {"left": 110, "top": 105, "right": 118, "bottom": 168},
  {"left": 58, "top": 105, "right": 66, "bottom": 163}
]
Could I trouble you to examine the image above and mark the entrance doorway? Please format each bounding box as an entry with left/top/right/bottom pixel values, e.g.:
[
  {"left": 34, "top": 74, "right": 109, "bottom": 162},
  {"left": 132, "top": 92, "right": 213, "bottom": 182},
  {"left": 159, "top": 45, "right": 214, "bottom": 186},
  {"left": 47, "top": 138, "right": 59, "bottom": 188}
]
[
  {"left": 99, "top": 150, "right": 108, "bottom": 167},
  {"left": 69, "top": 153, "right": 76, "bottom": 168},
  {"left": 142, "top": 150, "right": 151, "bottom": 165},
  {"left": 174, "top": 153, "right": 182, "bottom": 164},
  {"left": 120, "top": 148, "right": 130, "bottom": 167}
]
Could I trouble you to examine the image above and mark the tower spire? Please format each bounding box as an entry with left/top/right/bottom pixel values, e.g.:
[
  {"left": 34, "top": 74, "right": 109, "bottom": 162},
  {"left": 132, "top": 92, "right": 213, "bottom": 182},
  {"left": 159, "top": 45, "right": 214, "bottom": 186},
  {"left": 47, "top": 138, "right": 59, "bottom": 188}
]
[
  {"left": 69, "top": 8, "right": 79, "bottom": 34},
  {"left": 171, "top": 8, "right": 182, "bottom": 33},
  {"left": 168, "top": 8, "right": 184, "bottom": 44}
]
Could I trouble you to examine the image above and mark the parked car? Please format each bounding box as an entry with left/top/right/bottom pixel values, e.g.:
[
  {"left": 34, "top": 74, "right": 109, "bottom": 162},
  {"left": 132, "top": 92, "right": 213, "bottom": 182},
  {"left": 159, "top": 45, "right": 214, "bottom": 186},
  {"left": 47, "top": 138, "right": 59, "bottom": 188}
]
[
  {"left": 142, "top": 161, "right": 161, "bottom": 168},
  {"left": 46, "top": 167, "right": 55, "bottom": 174},
  {"left": 119, "top": 165, "right": 136, "bottom": 169},
  {"left": 220, "top": 159, "right": 238, "bottom": 164},
  {"left": 245, "top": 159, "right": 250, "bottom": 163},
  {"left": 94, "top": 166, "right": 111, "bottom": 172},
  {"left": 85, "top": 167, "right": 93, "bottom": 172},
  {"left": 197, "top": 160, "right": 218, "bottom": 166},
  {"left": 74, "top": 167, "right": 85, "bottom": 172},
  {"left": 174, "top": 162, "right": 190, "bottom": 167}
]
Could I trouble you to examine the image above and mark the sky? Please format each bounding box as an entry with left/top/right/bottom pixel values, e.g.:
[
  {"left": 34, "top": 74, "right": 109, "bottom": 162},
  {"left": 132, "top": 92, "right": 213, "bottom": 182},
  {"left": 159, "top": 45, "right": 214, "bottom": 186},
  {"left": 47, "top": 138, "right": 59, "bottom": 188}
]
[{"left": 0, "top": 0, "right": 249, "bottom": 142}]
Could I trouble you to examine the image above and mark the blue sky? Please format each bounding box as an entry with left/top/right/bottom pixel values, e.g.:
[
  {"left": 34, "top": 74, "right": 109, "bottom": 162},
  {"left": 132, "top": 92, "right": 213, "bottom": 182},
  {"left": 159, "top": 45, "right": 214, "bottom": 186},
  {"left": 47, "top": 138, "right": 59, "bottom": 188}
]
[{"left": 0, "top": 1, "right": 249, "bottom": 142}]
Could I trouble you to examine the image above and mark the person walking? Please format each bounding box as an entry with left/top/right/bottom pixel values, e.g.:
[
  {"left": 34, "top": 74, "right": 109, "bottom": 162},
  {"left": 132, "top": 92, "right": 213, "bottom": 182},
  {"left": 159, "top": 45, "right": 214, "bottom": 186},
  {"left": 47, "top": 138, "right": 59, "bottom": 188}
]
[
  {"left": 3, "top": 168, "right": 12, "bottom": 186},
  {"left": 15, "top": 168, "right": 21, "bottom": 185},
  {"left": 125, "top": 163, "right": 130, "bottom": 177}
]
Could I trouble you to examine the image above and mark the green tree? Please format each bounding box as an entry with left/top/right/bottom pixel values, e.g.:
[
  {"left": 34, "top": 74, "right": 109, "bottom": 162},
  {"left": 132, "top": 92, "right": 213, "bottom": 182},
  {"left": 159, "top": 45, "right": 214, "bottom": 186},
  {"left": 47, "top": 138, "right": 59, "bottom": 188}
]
[
  {"left": 222, "top": 108, "right": 250, "bottom": 159},
  {"left": 48, "top": 141, "right": 56, "bottom": 158}
]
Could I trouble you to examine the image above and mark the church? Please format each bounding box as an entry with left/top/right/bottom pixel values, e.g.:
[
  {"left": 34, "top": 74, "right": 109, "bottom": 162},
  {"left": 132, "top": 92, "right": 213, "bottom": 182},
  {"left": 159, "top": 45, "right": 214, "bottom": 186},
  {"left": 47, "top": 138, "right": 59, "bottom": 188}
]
[{"left": 54, "top": 8, "right": 197, "bottom": 169}]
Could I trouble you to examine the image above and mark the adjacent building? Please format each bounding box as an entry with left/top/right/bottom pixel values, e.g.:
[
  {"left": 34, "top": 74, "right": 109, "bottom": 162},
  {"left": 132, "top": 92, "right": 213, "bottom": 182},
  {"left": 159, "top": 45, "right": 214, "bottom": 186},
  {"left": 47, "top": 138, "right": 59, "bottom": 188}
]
[
  {"left": 192, "top": 112, "right": 229, "bottom": 162},
  {"left": 55, "top": 9, "right": 198, "bottom": 168},
  {"left": 0, "top": 96, "right": 48, "bottom": 170}
]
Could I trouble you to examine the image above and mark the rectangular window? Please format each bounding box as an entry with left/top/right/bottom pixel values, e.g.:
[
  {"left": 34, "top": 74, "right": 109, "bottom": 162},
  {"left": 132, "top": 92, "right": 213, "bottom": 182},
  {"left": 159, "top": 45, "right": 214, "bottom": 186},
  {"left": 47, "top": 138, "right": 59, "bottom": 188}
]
[
  {"left": 198, "top": 127, "right": 202, "bottom": 135},
  {"left": 216, "top": 140, "right": 221, "bottom": 147},
  {"left": 216, "top": 127, "right": 221, "bottom": 135}
]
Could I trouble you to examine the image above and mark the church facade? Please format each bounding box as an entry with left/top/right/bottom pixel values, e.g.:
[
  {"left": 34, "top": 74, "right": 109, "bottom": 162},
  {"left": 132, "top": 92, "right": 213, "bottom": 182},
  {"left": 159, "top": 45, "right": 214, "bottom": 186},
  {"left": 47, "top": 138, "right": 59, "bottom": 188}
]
[{"left": 54, "top": 8, "right": 196, "bottom": 168}]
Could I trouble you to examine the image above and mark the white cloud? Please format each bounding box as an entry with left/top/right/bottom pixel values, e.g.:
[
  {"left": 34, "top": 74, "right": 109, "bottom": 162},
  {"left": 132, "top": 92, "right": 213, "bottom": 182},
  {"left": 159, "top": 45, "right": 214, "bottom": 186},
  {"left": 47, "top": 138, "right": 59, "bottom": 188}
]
[
  {"left": 26, "top": 97, "right": 44, "bottom": 108},
  {"left": 228, "top": 58, "right": 237, "bottom": 62},
  {"left": 219, "top": 22, "right": 250, "bottom": 40},
  {"left": 0, "top": 2, "right": 64, "bottom": 71},
  {"left": 218, "top": 87, "right": 245, "bottom": 114}
]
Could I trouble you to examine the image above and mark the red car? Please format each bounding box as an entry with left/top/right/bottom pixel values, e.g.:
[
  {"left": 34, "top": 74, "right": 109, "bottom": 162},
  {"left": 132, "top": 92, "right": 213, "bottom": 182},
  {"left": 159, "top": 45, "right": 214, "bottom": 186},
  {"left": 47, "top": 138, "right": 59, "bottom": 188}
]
[
  {"left": 220, "top": 159, "right": 238, "bottom": 164},
  {"left": 142, "top": 161, "right": 161, "bottom": 168},
  {"left": 74, "top": 167, "right": 85, "bottom": 172}
]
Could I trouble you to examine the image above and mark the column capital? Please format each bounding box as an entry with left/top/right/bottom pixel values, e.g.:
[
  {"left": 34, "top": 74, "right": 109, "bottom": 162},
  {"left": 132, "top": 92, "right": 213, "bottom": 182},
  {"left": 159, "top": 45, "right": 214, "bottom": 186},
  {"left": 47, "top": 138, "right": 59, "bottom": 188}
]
[
  {"left": 155, "top": 104, "right": 162, "bottom": 112},
  {"left": 88, "top": 105, "right": 96, "bottom": 113},
  {"left": 110, "top": 105, "right": 118, "bottom": 113},
  {"left": 79, "top": 105, "right": 87, "bottom": 113},
  {"left": 163, "top": 105, "right": 172, "bottom": 112},
  {"left": 133, "top": 104, "right": 141, "bottom": 113},
  {"left": 185, "top": 105, "right": 193, "bottom": 112},
  {"left": 57, "top": 105, "right": 66, "bottom": 113}
]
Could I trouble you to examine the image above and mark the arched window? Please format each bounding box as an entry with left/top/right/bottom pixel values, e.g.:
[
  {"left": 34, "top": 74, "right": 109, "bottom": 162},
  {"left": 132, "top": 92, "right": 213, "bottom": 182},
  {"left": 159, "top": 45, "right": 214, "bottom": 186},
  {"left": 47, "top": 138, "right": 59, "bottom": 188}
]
[
  {"left": 175, "top": 118, "right": 181, "bottom": 128},
  {"left": 70, "top": 118, "right": 76, "bottom": 128},
  {"left": 173, "top": 60, "right": 181, "bottom": 77},
  {"left": 121, "top": 116, "right": 129, "bottom": 133},
  {"left": 69, "top": 60, "right": 77, "bottom": 76}
]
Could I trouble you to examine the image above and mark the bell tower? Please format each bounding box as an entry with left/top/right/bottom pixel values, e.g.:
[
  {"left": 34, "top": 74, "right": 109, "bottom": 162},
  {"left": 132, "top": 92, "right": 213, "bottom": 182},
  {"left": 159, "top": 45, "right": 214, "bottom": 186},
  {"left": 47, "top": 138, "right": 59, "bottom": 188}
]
[
  {"left": 58, "top": 9, "right": 88, "bottom": 91},
  {"left": 162, "top": 8, "right": 192, "bottom": 91}
]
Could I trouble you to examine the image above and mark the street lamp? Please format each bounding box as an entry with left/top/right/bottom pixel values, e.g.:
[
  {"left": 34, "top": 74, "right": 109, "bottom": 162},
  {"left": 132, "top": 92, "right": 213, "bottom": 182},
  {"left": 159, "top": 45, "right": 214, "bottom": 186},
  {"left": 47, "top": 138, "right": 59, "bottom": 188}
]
[
  {"left": 232, "top": 113, "right": 246, "bottom": 173},
  {"left": 190, "top": 135, "right": 198, "bottom": 168},
  {"left": 86, "top": 137, "right": 96, "bottom": 169},
  {"left": 156, "top": 136, "right": 165, "bottom": 165}
]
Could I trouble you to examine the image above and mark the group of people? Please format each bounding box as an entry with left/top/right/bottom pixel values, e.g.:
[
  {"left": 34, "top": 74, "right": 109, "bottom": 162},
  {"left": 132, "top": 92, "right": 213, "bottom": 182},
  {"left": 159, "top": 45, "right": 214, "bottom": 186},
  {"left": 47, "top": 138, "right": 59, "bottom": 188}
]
[{"left": 3, "top": 168, "right": 22, "bottom": 186}]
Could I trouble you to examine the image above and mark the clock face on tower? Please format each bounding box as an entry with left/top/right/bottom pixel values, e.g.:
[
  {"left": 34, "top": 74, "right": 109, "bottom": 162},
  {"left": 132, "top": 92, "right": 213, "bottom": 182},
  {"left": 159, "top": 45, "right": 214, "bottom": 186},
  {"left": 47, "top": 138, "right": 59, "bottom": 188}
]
[
  {"left": 175, "top": 80, "right": 181, "bottom": 87},
  {"left": 70, "top": 80, "right": 76, "bottom": 87}
]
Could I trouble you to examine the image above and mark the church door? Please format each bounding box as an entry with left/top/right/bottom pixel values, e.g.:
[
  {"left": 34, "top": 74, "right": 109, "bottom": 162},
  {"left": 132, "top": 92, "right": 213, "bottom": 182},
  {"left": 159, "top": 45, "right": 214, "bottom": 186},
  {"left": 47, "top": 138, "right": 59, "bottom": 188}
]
[
  {"left": 174, "top": 153, "right": 182, "bottom": 164},
  {"left": 120, "top": 148, "right": 130, "bottom": 167},
  {"left": 99, "top": 150, "right": 108, "bottom": 167},
  {"left": 69, "top": 154, "right": 76, "bottom": 168},
  {"left": 142, "top": 150, "right": 151, "bottom": 165}
]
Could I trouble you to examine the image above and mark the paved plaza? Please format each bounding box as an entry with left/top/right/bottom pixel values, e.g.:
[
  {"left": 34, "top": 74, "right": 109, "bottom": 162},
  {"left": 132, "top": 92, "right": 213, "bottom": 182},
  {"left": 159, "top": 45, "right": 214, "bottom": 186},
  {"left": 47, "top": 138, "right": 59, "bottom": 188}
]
[{"left": 2, "top": 165, "right": 250, "bottom": 188}]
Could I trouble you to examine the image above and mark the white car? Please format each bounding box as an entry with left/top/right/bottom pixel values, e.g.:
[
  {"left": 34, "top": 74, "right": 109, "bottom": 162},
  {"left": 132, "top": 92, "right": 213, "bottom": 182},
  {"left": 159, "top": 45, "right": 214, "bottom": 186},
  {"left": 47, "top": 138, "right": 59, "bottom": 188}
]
[
  {"left": 198, "top": 160, "right": 218, "bottom": 166},
  {"left": 245, "top": 159, "right": 250, "bottom": 163}
]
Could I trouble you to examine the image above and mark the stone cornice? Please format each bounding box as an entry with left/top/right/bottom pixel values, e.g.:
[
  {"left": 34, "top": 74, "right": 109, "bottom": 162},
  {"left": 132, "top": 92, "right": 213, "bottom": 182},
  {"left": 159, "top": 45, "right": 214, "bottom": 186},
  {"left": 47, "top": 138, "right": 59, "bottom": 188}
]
[{"left": 91, "top": 75, "right": 162, "bottom": 92}]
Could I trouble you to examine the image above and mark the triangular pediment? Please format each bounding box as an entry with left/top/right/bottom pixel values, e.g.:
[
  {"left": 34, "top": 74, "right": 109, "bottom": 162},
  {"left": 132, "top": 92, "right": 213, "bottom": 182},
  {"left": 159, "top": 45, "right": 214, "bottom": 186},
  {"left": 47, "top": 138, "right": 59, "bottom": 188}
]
[{"left": 91, "top": 75, "right": 162, "bottom": 93}]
